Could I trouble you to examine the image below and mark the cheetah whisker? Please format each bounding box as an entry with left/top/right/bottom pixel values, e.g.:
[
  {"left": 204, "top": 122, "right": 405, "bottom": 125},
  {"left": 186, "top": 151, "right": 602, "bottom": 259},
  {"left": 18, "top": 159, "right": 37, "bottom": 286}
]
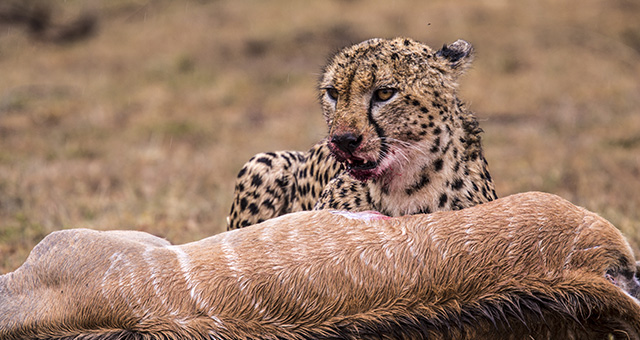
[{"left": 377, "top": 137, "right": 431, "bottom": 163}]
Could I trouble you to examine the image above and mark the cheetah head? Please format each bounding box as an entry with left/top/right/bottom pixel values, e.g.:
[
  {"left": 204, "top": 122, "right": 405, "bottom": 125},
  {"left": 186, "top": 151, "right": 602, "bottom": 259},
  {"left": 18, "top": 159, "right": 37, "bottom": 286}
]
[{"left": 319, "top": 38, "right": 474, "bottom": 182}]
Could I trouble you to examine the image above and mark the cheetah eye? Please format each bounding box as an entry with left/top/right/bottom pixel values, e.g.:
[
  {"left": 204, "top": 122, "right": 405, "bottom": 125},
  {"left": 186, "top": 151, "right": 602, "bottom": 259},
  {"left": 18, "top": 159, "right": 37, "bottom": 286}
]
[
  {"left": 324, "top": 87, "right": 339, "bottom": 101},
  {"left": 373, "top": 88, "right": 396, "bottom": 102}
]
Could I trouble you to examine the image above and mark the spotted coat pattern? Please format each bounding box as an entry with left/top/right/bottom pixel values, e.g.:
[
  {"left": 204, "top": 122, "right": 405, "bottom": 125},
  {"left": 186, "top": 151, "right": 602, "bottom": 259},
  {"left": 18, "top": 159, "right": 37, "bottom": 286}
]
[{"left": 228, "top": 38, "right": 497, "bottom": 230}]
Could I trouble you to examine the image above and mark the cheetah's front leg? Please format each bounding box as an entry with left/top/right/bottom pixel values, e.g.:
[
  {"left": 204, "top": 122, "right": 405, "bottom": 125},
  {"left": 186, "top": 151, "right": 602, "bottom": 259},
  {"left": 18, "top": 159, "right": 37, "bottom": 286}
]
[{"left": 227, "top": 150, "right": 305, "bottom": 230}]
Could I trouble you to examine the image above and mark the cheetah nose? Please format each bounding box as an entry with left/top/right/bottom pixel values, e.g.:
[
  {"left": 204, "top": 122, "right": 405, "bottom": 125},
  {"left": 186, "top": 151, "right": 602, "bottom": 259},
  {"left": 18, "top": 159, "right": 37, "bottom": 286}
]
[{"left": 331, "top": 133, "right": 363, "bottom": 154}]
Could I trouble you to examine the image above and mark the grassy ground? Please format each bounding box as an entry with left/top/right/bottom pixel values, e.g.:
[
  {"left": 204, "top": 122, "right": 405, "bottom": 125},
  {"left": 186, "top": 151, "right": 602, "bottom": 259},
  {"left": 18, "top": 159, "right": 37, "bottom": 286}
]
[{"left": 1, "top": 0, "right": 639, "bottom": 273}]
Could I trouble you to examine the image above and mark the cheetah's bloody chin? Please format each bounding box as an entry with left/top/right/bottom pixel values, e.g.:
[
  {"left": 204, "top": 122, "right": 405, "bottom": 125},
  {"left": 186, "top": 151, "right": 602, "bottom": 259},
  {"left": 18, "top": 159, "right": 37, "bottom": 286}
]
[
  {"left": 328, "top": 141, "right": 382, "bottom": 181},
  {"left": 339, "top": 154, "right": 385, "bottom": 182},
  {"left": 348, "top": 166, "right": 377, "bottom": 181},
  {"left": 334, "top": 142, "right": 399, "bottom": 182}
]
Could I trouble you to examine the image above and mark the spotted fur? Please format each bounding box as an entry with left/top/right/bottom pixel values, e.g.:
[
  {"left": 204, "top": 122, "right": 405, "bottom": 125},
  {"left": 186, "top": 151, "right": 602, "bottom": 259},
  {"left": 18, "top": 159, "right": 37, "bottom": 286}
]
[{"left": 228, "top": 38, "right": 497, "bottom": 230}]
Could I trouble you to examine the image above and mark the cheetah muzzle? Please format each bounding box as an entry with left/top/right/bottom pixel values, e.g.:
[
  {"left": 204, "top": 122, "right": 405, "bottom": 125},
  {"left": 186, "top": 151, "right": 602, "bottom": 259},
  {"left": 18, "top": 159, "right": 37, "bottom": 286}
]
[{"left": 329, "top": 132, "right": 382, "bottom": 181}]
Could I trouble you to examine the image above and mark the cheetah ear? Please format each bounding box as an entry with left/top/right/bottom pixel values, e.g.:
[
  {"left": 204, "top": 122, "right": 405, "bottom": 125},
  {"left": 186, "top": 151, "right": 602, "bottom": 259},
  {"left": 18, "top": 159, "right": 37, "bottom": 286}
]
[{"left": 435, "top": 39, "right": 474, "bottom": 75}]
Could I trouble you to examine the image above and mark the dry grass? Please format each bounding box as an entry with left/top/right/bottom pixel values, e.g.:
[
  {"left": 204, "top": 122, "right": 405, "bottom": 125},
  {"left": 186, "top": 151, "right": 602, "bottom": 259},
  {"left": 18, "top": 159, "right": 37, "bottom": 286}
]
[{"left": 1, "top": 0, "right": 639, "bottom": 273}]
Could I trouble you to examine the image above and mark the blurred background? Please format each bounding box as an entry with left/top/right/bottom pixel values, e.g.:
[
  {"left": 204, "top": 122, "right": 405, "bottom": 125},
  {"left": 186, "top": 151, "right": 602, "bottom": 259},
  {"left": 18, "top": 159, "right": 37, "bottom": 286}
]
[{"left": 1, "top": 0, "right": 639, "bottom": 272}]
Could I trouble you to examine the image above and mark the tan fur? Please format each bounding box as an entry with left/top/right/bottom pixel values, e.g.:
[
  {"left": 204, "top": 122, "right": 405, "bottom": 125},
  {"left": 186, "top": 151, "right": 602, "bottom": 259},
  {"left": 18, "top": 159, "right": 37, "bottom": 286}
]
[
  {"left": 2, "top": 192, "right": 640, "bottom": 339},
  {"left": 228, "top": 38, "right": 496, "bottom": 230}
]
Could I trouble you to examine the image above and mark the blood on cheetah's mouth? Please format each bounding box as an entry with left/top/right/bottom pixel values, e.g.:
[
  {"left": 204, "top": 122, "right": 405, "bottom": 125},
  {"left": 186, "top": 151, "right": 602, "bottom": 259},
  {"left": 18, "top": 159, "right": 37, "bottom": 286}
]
[
  {"left": 327, "top": 142, "right": 383, "bottom": 181},
  {"left": 345, "top": 157, "right": 378, "bottom": 171},
  {"left": 344, "top": 157, "right": 380, "bottom": 181}
]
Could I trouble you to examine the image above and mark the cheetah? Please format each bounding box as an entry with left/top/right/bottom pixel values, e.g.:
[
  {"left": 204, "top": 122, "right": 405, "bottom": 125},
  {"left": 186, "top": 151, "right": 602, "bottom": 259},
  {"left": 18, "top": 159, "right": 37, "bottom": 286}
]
[{"left": 227, "top": 38, "right": 497, "bottom": 230}]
